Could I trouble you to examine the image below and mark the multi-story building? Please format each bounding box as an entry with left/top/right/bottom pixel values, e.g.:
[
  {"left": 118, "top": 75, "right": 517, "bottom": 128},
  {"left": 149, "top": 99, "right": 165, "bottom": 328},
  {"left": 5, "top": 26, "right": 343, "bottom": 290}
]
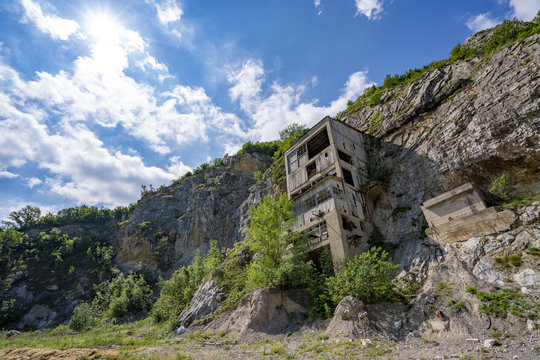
[{"left": 284, "top": 116, "right": 371, "bottom": 264}]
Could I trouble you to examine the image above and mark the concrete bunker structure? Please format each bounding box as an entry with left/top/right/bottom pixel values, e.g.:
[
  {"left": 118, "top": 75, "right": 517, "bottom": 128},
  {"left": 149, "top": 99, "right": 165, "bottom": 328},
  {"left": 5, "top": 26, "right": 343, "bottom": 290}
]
[
  {"left": 421, "top": 183, "right": 515, "bottom": 243},
  {"left": 284, "top": 118, "right": 517, "bottom": 264},
  {"left": 284, "top": 116, "right": 371, "bottom": 265}
]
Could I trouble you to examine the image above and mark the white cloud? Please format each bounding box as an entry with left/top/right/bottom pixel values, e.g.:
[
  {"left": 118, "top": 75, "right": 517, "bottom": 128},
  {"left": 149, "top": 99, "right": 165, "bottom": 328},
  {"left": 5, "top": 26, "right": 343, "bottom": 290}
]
[
  {"left": 0, "top": 170, "right": 18, "bottom": 178},
  {"left": 466, "top": 13, "right": 500, "bottom": 32},
  {"left": 228, "top": 59, "right": 265, "bottom": 112},
  {"left": 167, "top": 156, "right": 192, "bottom": 178},
  {"left": 19, "top": 0, "right": 80, "bottom": 40},
  {"left": 155, "top": 0, "right": 183, "bottom": 24},
  {"left": 354, "top": 0, "right": 383, "bottom": 19},
  {"left": 227, "top": 59, "right": 374, "bottom": 142},
  {"left": 26, "top": 177, "right": 42, "bottom": 188},
  {"left": 145, "top": 0, "right": 185, "bottom": 40},
  {"left": 509, "top": 0, "right": 540, "bottom": 21},
  {"left": 13, "top": 19, "right": 235, "bottom": 155},
  {"left": 314, "top": 0, "right": 323, "bottom": 15}
]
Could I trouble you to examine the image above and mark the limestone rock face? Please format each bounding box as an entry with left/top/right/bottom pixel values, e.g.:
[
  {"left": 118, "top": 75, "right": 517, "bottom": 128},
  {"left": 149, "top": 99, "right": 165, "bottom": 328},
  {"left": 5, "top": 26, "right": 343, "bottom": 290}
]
[
  {"left": 341, "top": 35, "right": 539, "bottom": 199},
  {"left": 337, "top": 33, "right": 539, "bottom": 276},
  {"left": 212, "top": 287, "right": 311, "bottom": 335},
  {"left": 177, "top": 278, "right": 223, "bottom": 327},
  {"left": 114, "top": 153, "right": 274, "bottom": 272}
]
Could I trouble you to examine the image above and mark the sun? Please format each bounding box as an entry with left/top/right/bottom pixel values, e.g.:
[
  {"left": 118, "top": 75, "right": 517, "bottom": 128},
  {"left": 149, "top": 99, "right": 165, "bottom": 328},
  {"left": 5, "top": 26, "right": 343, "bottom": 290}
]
[{"left": 86, "top": 13, "right": 121, "bottom": 43}]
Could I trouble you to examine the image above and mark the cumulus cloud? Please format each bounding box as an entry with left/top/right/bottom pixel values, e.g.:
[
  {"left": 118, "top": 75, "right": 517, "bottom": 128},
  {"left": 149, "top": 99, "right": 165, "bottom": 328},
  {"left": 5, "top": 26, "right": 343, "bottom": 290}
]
[
  {"left": 0, "top": 95, "right": 175, "bottom": 205},
  {"left": 227, "top": 59, "right": 374, "bottom": 143},
  {"left": 13, "top": 18, "right": 241, "bottom": 155},
  {"left": 354, "top": 0, "right": 383, "bottom": 19},
  {"left": 19, "top": 0, "right": 80, "bottom": 40},
  {"left": 466, "top": 13, "right": 499, "bottom": 32},
  {"left": 509, "top": 0, "right": 540, "bottom": 21}
]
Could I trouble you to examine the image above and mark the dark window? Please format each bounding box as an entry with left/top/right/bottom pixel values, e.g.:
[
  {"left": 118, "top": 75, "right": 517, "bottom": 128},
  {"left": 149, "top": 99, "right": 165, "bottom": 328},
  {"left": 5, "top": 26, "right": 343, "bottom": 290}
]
[
  {"left": 338, "top": 150, "right": 352, "bottom": 164},
  {"left": 306, "top": 162, "right": 317, "bottom": 178},
  {"left": 307, "top": 128, "right": 330, "bottom": 159},
  {"left": 341, "top": 216, "right": 356, "bottom": 231},
  {"left": 342, "top": 168, "right": 354, "bottom": 187}
]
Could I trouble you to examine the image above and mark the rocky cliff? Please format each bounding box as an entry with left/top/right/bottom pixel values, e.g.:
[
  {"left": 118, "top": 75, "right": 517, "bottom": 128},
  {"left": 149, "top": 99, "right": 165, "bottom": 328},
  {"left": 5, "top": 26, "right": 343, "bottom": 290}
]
[
  {"left": 115, "top": 153, "right": 276, "bottom": 273},
  {"left": 337, "top": 32, "right": 539, "bottom": 270}
]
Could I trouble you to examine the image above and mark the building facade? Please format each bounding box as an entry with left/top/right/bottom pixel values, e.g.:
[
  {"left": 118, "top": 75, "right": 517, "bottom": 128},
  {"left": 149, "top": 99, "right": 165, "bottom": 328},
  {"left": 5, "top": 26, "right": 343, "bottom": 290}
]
[{"left": 284, "top": 116, "right": 370, "bottom": 264}]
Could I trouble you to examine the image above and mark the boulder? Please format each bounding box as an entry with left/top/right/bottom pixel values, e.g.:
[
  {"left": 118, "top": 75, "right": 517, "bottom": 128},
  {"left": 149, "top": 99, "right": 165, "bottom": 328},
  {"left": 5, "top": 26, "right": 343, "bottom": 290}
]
[
  {"left": 472, "top": 260, "right": 504, "bottom": 286},
  {"left": 18, "top": 304, "right": 57, "bottom": 330},
  {"left": 334, "top": 296, "right": 364, "bottom": 320},
  {"left": 178, "top": 278, "right": 222, "bottom": 327},
  {"left": 214, "top": 287, "right": 311, "bottom": 335}
]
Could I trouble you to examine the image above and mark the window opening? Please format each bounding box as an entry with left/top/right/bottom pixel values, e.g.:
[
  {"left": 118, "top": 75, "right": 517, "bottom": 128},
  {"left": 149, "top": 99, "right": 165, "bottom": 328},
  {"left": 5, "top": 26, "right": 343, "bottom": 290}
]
[
  {"left": 307, "top": 128, "right": 330, "bottom": 159},
  {"left": 342, "top": 168, "right": 354, "bottom": 187},
  {"left": 338, "top": 150, "right": 352, "bottom": 164},
  {"left": 306, "top": 162, "right": 317, "bottom": 178}
]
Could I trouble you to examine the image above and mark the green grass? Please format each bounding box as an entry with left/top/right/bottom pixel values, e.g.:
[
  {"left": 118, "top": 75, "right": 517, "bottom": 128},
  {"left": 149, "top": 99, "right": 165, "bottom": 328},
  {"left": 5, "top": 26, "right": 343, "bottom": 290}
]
[
  {"left": 494, "top": 253, "right": 522, "bottom": 268},
  {"left": 501, "top": 192, "right": 540, "bottom": 210},
  {"left": 0, "top": 319, "right": 167, "bottom": 350},
  {"left": 472, "top": 288, "right": 539, "bottom": 318}
]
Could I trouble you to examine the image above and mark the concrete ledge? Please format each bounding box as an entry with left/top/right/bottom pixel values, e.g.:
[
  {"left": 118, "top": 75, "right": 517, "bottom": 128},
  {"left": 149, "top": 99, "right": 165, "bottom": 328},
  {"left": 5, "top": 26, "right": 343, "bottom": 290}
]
[
  {"left": 422, "top": 183, "right": 475, "bottom": 208},
  {"left": 427, "top": 209, "right": 516, "bottom": 243}
]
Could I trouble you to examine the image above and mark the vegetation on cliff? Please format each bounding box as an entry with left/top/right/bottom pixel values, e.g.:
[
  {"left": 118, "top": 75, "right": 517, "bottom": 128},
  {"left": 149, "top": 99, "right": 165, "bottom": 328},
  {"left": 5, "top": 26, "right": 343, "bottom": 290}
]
[{"left": 340, "top": 13, "right": 540, "bottom": 119}]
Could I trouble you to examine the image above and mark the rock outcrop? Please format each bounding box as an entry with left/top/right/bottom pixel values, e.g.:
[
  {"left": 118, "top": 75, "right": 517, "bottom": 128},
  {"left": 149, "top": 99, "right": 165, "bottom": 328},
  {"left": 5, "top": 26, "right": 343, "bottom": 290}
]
[
  {"left": 211, "top": 287, "right": 311, "bottom": 335},
  {"left": 115, "top": 153, "right": 275, "bottom": 272}
]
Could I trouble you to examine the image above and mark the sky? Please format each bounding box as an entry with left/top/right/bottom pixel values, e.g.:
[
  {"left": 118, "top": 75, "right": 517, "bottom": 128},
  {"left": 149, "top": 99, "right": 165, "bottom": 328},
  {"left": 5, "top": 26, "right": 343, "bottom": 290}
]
[{"left": 0, "top": 0, "right": 538, "bottom": 220}]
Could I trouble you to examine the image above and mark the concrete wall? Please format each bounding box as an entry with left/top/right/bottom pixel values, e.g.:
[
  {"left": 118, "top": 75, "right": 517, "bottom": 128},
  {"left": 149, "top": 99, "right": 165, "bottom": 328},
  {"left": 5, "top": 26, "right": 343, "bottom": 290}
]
[{"left": 422, "top": 183, "right": 516, "bottom": 243}]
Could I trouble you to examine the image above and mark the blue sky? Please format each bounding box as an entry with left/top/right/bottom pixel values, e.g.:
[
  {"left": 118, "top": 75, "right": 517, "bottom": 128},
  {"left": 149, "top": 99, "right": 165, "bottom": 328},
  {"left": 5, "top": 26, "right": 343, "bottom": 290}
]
[{"left": 0, "top": 0, "right": 538, "bottom": 220}]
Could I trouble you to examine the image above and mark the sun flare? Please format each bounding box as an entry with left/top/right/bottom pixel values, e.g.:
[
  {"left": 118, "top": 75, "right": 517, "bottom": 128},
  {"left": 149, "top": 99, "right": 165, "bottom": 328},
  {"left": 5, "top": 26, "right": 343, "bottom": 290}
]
[{"left": 86, "top": 13, "right": 121, "bottom": 43}]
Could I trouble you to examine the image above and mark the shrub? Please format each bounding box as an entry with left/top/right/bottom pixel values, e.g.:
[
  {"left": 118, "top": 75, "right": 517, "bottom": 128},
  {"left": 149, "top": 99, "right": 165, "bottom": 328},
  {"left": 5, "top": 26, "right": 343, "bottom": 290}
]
[
  {"left": 490, "top": 174, "right": 510, "bottom": 201},
  {"left": 366, "top": 164, "right": 393, "bottom": 183},
  {"left": 103, "top": 273, "right": 154, "bottom": 318},
  {"left": 69, "top": 273, "right": 154, "bottom": 331},
  {"left": 236, "top": 141, "right": 280, "bottom": 156},
  {"left": 253, "top": 171, "right": 264, "bottom": 182},
  {"left": 326, "top": 247, "right": 400, "bottom": 305},
  {"left": 68, "top": 302, "right": 99, "bottom": 331},
  {"left": 151, "top": 240, "right": 221, "bottom": 326}
]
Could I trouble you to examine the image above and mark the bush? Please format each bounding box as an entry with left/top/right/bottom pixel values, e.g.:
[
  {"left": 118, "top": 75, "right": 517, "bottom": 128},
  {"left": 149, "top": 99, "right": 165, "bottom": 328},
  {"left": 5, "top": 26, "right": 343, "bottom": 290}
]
[
  {"left": 151, "top": 240, "right": 221, "bottom": 326},
  {"left": 68, "top": 302, "right": 99, "bottom": 331},
  {"left": 490, "top": 174, "right": 510, "bottom": 201},
  {"left": 104, "top": 273, "right": 154, "bottom": 318},
  {"left": 236, "top": 141, "right": 280, "bottom": 156},
  {"left": 253, "top": 171, "right": 264, "bottom": 182},
  {"left": 326, "top": 247, "right": 400, "bottom": 305}
]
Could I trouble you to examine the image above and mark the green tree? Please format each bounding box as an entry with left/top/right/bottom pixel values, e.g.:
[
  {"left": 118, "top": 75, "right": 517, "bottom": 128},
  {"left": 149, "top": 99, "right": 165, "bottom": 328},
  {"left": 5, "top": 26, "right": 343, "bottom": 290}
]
[
  {"left": 245, "top": 194, "right": 313, "bottom": 290},
  {"left": 3, "top": 205, "right": 41, "bottom": 229},
  {"left": 326, "top": 247, "right": 400, "bottom": 304}
]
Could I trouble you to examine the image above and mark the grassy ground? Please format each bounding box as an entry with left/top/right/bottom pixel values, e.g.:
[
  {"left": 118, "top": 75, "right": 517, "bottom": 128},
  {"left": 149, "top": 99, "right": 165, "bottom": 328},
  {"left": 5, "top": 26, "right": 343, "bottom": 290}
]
[{"left": 0, "top": 319, "right": 397, "bottom": 359}]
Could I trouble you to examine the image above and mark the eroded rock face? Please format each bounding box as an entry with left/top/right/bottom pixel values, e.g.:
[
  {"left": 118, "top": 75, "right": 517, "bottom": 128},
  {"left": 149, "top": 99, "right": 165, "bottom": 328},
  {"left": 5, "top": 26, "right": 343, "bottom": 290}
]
[
  {"left": 341, "top": 35, "right": 539, "bottom": 198},
  {"left": 212, "top": 287, "right": 311, "bottom": 335},
  {"left": 114, "top": 153, "right": 274, "bottom": 272},
  {"left": 177, "top": 278, "right": 223, "bottom": 327}
]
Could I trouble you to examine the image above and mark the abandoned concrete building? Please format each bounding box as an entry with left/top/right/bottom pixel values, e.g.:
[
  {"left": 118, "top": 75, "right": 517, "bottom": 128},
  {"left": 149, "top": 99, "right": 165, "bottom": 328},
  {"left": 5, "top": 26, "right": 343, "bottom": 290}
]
[
  {"left": 284, "top": 116, "right": 371, "bottom": 264},
  {"left": 421, "top": 183, "right": 515, "bottom": 243},
  {"left": 284, "top": 117, "right": 516, "bottom": 264}
]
